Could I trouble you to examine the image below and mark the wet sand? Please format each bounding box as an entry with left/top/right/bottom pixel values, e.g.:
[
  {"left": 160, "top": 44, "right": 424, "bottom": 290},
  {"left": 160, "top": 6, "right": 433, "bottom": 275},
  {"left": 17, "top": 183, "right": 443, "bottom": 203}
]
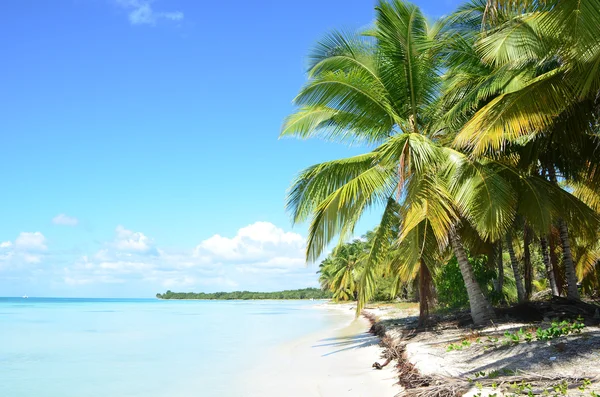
[{"left": 240, "top": 307, "right": 399, "bottom": 397}]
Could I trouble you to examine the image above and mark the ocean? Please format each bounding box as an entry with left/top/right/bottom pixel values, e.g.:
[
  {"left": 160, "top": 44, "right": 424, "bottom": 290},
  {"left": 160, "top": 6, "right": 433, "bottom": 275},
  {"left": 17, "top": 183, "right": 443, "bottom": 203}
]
[{"left": 0, "top": 298, "right": 346, "bottom": 397}]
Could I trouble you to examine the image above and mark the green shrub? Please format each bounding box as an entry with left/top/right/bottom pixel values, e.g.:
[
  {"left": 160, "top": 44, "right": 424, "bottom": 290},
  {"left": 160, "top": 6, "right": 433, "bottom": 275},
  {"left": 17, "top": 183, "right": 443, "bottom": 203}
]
[{"left": 435, "top": 254, "right": 497, "bottom": 309}]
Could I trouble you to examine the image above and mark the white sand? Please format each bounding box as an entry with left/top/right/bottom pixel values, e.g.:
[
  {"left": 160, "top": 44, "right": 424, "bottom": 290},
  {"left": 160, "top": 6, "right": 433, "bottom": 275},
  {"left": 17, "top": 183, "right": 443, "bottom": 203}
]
[{"left": 239, "top": 308, "right": 399, "bottom": 397}]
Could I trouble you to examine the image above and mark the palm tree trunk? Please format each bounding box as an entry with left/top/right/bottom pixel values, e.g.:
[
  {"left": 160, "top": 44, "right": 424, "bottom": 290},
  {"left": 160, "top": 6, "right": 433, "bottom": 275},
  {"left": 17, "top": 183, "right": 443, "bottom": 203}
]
[
  {"left": 523, "top": 225, "right": 533, "bottom": 299},
  {"left": 506, "top": 233, "right": 526, "bottom": 303},
  {"left": 540, "top": 236, "right": 559, "bottom": 296},
  {"left": 417, "top": 258, "right": 433, "bottom": 328},
  {"left": 548, "top": 168, "right": 579, "bottom": 300},
  {"left": 494, "top": 241, "right": 505, "bottom": 301},
  {"left": 450, "top": 231, "right": 496, "bottom": 325},
  {"left": 558, "top": 218, "right": 580, "bottom": 300},
  {"left": 549, "top": 233, "right": 564, "bottom": 295},
  {"left": 488, "top": 246, "right": 497, "bottom": 289}
]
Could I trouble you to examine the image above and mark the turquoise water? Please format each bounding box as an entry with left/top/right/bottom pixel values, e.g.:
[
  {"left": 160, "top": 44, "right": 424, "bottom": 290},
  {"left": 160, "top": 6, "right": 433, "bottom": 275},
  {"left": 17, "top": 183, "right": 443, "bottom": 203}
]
[{"left": 0, "top": 298, "right": 342, "bottom": 397}]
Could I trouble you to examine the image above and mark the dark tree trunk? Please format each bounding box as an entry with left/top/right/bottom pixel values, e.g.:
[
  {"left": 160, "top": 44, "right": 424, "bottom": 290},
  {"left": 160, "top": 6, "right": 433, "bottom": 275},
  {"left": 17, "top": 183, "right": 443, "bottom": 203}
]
[
  {"left": 549, "top": 232, "right": 564, "bottom": 295},
  {"left": 493, "top": 241, "right": 504, "bottom": 300},
  {"left": 450, "top": 231, "right": 496, "bottom": 325},
  {"left": 417, "top": 258, "right": 434, "bottom": 328},
  {"left": 540, "top": 236, "right": 559, "bottom": 296},
  {"left": 523, "top": 225, "right": 533, "bottom": 299},
  {"left": 548, "top": 167, "right": 579, "bottom": 300},
  {"left": 558, "top": 218, "right": 580, "bottom": 300},
  {"left": 506, "top": 233, "right": 526, "bottom": 303}
]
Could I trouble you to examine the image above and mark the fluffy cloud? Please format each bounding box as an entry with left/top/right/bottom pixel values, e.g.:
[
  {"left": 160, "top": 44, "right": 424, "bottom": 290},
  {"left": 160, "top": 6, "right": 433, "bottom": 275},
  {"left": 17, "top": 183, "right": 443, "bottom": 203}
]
[
  {"left": 0, "top": 222, "right": 319, "bottom": 295},
  {"left": 115, "top": 0, "right": 184, "bottom": 26},
  {"left": 0, "top": 232, "right": 47, "bottom": 268},
  {"left": 15, "top": 232, "right": 47, "bottom": 251},
  {"left": 0, "top": 241, "right": 14, "bottom": 262},
  {"left": 195, "top": 222, "right": 304, "bottom": 263},
  {"left": 52, "top": 213, "right": 79, "bottom": 226},
  {"left": 62, "top": 222, "right": 311, "bottom": 291},
  {"left": 114, "top": 225, "right": 157, "bottom": 254}
]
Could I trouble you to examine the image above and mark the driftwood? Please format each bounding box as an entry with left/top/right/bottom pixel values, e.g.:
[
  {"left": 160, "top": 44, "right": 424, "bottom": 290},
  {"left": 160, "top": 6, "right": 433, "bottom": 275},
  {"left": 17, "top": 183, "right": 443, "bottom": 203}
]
[
  {"left": 401, "top": 380, "right": 468, "bottom": 397},
  {"left": 372, "top": 358, "right": 391, "bottom": 369},
  {"left": 363, "top": 311, "right": 434, "bottom": 389},
  {"left": 402, "top": 372, "right": 596, "bottom": 397}
]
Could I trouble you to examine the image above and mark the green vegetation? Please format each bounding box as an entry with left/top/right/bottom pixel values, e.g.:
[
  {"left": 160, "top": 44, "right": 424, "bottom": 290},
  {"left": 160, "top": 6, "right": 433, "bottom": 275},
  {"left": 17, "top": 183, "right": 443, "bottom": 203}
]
[
  {"left": 282, "top": 0, "right": 600, "bottom": 326},
  {"left": 435, "top": 255, "right": 499, "bottom": 309},
  {"left": 446, "top": 317, "right": 586, "bottom": 351},
  {"left": 317, "top": 233, "right": 403, "bottom": 303},
  {"left": 156, "top": 288, "right": 332, "bottom": 300}
]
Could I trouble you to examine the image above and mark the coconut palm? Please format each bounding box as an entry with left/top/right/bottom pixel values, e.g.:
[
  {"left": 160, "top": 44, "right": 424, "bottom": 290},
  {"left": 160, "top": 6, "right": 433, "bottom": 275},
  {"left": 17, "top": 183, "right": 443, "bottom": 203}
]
[
  {"left": 322, "top": 240, "right": 365, "bottom": 301},
  {"left": 454, "top": 0, "right": 600, "bottom": 156},
  {"left": 281, "top": 0, "right": 506, "bottom": 325},
  {"left": 441, "top": 0, "right": 600, "bottom": 301}
]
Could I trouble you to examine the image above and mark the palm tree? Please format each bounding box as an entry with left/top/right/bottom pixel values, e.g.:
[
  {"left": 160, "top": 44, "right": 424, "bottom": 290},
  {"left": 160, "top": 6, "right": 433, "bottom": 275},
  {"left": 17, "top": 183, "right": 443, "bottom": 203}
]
[
  {"left": 281, "top": 0, "right": 501, "bottom": 325},
  {"left": 317, "top": 257, "right": 335, "bottom": 291},
  {"left": 442, "top": 0, "right": 600, "bottom": 301},
  {"left": 326, "top": 240, "right": 365, "bottom": 301}
]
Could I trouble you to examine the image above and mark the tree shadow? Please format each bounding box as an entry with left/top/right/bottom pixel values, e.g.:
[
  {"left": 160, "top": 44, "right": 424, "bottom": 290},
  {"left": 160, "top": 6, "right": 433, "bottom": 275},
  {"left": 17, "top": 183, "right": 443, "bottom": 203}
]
[
  {"left": 318, "top": 333, "right": 374, "bottom": 342},
  {"left": 463, "top": 330, "right": 600, "bottom": 376},
  {"left": 313, "top": 332, "right": 381, "bottom": 356}
]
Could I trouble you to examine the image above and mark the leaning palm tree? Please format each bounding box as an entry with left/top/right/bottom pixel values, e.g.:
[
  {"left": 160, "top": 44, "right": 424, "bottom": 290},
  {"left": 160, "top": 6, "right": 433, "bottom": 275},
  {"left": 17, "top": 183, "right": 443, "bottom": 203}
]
[
  {"left": 282, "top": 0, "right": 450, "bottom": 322},
  {"left": 282, "top": 0, "right": 515, "bottom": 325}
]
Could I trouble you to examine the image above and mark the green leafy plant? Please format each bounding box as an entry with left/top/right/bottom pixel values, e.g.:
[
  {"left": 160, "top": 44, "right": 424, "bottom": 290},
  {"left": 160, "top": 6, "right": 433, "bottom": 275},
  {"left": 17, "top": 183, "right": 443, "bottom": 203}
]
[
  {"left": 579, "top": 379, "right": 592, "bottom": 392},
  {"left": 446, "top": 343, "right": 463, "bottom": 352},
  {"left": 552, "top": 380, "right": 569, "bottom": 395},
  {"left": 435, "top": 255, "right": 498, "bottom": 309},
  {"left": 537, "top": 318, "right": 586, "bottom": 341}
]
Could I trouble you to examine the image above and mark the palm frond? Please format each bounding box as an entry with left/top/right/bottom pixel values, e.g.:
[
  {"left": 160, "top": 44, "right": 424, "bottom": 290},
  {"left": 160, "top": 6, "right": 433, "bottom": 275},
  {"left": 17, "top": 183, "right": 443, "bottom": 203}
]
[
  {"left": 286, "top": 153, "right": 382, "bottom": 224},
  {"left": 355, "top": 198, "right": 401, "bottom": 314},
  {"left": 304, "top": 160, "right": 396, "bottom": 262}
]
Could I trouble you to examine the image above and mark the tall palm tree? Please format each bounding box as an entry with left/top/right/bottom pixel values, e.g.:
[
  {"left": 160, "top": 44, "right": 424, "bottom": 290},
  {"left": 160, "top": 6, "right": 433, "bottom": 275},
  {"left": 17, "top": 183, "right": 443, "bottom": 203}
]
[
  {"left": 442, "top": 0, "right": 600, "bottom": 301},
  {"left": 281, "top": 0, "right": 502, "bottom": 325}
]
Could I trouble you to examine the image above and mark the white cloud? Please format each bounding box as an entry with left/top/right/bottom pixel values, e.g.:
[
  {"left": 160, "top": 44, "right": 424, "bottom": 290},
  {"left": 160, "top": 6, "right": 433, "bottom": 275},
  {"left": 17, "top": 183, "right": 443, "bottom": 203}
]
[
  {"left": 59, "top": 222, "right": 309, "bottom": 292},
  {"left": 114, "top": 225, "right": 157, "bottom": 254},
  {"left": 15, "top": 232, "right": 47, "bottom": 251},
  {"left": 0, "top": 222, "right": 318, "bottom": 294},
  {"left": 116, "top": 0, "right": 184, "bottom": 26},
  {"left": 0, "top": 232, "right": 47, "bottom": 269},
  {"left": 52, "top": 213, "right": 79, "bottom": 226},
  {"left": 195, "top": 221, "right": 304, "bottom": 263}
]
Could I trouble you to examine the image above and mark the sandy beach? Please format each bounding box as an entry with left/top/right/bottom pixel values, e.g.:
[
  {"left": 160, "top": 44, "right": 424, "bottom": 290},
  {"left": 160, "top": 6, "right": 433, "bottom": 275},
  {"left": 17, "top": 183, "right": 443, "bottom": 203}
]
[{"left": 240, "top": 305, "right": 399, "bottom": 397}]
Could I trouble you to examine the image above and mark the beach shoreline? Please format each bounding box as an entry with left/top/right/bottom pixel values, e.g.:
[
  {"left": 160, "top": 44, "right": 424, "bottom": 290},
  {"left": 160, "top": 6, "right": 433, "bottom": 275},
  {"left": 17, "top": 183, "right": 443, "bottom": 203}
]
[{"left": 239, "top": 303, "right": 399, "bottom": 397}]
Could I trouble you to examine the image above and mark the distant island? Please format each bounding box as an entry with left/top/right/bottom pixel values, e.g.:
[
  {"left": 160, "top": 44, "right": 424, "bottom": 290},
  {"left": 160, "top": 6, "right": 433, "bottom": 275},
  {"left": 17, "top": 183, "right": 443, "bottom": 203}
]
[{"left": 156, "top": 288, "right": 333, "bottom": 300}]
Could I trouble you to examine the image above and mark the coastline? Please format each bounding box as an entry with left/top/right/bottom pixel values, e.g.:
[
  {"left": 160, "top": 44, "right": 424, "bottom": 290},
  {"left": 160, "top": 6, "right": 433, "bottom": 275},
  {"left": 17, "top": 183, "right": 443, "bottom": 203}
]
[
  {"left": 155, "top": 298, "right": 332, "bottom": 301},
  {"left": 239, "top": 303, "right": 399, "bottom": 397}
]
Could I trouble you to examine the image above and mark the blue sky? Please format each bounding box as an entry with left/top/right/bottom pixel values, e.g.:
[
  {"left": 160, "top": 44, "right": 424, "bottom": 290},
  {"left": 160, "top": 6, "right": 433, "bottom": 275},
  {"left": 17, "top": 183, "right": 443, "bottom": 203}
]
[{"left": 0, "top": 0, "right": 463, "bottom": 297}]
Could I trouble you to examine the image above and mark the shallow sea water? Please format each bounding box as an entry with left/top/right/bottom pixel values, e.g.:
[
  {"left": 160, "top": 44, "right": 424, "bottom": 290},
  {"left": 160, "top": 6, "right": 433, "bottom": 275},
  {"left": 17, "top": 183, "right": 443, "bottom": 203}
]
[{"left": 0, "top": 298, "right": 344, "bottom": 397}]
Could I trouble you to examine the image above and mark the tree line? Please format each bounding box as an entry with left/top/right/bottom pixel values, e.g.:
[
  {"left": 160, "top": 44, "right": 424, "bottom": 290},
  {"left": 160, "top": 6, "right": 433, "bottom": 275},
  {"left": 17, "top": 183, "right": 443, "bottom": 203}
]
[
  {"left": 318, "top": 232, "right": 534, "bottom": 310},
  {"left": 156, "top": 288, "right": 332, "bottom": 300},
  {"left": 284, "top": 0, "right": 600, "bottom": 326}
]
